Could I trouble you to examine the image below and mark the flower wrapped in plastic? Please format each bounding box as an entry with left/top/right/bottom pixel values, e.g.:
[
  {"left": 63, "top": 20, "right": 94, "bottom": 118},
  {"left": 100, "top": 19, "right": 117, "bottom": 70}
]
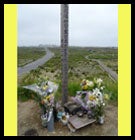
[
  {"left": 23, "top": 77, "right": 58, "bottom": 128},
  {"left": 72, "top": 78, "right": 109, "bottom": 122}
]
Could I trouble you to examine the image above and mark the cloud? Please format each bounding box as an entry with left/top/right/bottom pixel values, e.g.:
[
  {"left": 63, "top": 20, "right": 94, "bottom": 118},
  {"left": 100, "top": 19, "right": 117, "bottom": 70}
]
[{"left": 18, "top": 4, "right": 117, "bottom": 47}]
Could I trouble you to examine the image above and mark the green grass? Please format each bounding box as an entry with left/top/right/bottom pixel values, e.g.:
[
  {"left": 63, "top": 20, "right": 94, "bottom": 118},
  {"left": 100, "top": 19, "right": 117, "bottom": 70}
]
[
  {"left": 87, "top": 47, "right": 118, "bottom": 59},
  {"left": 18, "top": 47, "right": 46, "bottom": 67},
  {"left": 101, "top": 59, "right": 118, "bottom": 74},
  {"left": 54, "top": 81, "right": 81, "bottom": 102},
  {"left": 104, "top": 80, "right": 118, "bottom": 101},
  {"left": 68, "top": 82, "right": 81, "bottom": 96},
  {"left": 54, "top": 78, "right": 117, "bottom": 103},
  {"left": 18, "top": 86, "right": 37, "bottom": 101},
  {"left": 18, "top": 47, "right": 118, "bottom": 103}
]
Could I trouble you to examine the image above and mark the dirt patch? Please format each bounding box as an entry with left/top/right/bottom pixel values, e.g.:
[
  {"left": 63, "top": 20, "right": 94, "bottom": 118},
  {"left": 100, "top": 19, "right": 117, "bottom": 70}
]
[{"left": 18, "top": 100, "right": 117, "bottom": 136}]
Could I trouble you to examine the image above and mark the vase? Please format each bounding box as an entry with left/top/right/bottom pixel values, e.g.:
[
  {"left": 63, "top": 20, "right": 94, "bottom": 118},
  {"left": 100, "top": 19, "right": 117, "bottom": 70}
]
[
  {"left": 41, "top": 114, "right": 48, "bottom": 127},
  {"left": 98, "top": 116, "right": 104, "bottom": 124}
]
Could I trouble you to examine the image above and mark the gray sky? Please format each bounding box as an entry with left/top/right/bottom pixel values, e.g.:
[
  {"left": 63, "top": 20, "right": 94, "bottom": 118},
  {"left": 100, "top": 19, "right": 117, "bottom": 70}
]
[{"left": 18, "top": 4, "right": 118, "bottom": 47}]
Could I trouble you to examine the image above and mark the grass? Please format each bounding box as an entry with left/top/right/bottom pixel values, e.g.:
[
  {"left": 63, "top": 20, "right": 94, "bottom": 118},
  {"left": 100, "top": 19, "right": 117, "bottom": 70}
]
[
  {"left": 87, "top": 47, "right": 118, "bottom": 59},
  {"left": 18, "top": 47, "right": 118, "bottom": 103},
  {"left": 18, "top": 86, "right": 37, "bottom": 101},
  {"left": 101, "top": 59, "right": 118, "bottom": 74},
  {"left": 54, "top": 78, "right": 117, "bottom": 102},
  {"left": 104, "top": 80, "right": 118, "bottom": 101},
  {"left": 18, "top": 47, "right": 46, "bottom": 67},
  {"left": 54, "top": 81, "right": 81, "bottom": 102}
]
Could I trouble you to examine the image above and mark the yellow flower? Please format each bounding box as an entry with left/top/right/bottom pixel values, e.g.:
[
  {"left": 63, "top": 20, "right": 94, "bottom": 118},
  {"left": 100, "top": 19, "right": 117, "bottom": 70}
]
[
  {"left": 43, "top": 85, "right": 48, "bottom": 90},
  {"left": 104, "top": 94, "right": 109, "bottom": 100},
  {"left": 46, "top": 95, "right": 51, "bottom": 101},
  {"left": 89, "top": 95, "right": 96, "bottom": 101},
  {"left": 82, "top": 85, "right": 88, "bottom": 90}
]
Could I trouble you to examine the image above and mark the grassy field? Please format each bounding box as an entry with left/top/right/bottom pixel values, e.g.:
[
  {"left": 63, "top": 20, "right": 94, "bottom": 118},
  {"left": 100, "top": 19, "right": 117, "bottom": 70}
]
[
  {"left": 18, "top": 47, "right": 46, "bottom": 67},
  {"left": 18, "top": 47, "right": 118, "bottom": 102}
]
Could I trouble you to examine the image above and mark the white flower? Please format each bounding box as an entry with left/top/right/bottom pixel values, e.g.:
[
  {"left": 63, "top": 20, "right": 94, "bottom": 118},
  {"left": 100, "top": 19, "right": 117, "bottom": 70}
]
[
  {"left": 96, "top": 78, "right": 103, "bottom": 84},
  {"left": 100, "top": 86, "right": 105, "bottom": 90},
  {"left": 93, "top": 88, "right": 100, "bottom": 95},
  {"left": 96, "top": 78, "right": 103, "bottom": 87},
  {"left": 93, "top": 88, "right": 103, "bottom": 102},
  {"left": 87, "top": 81, "right": 94, "bottom": 87}
]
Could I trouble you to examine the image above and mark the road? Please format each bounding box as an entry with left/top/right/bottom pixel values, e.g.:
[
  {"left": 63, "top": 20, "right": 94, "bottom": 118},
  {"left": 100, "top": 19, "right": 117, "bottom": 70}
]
[
  {"left": 93, "top": 59, "right": 118, "bottom": 81},
  {"left": 18, "top": 48, "right": 54, "bottom": 76},
  {"left": 85, "top": 56, "right": 118, "bottom": 81}
]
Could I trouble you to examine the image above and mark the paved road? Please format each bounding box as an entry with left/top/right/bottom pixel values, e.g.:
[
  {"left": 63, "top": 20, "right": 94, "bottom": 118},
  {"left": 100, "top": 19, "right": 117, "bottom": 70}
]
[
  {"left": 85, "top": 56, "right": 118, "bottom": 81},
  {"left": 93, "top": 59, "right": 118, "bottom": 81},
  {"left": 18, "top": 48, "right": 54, "bottom": 76}
]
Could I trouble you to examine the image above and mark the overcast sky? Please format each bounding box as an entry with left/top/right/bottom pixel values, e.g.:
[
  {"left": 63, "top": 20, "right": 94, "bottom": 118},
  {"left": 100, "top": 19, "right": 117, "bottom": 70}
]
[{"left": 18, "top": 4, "right": 118, "bottom": 47}]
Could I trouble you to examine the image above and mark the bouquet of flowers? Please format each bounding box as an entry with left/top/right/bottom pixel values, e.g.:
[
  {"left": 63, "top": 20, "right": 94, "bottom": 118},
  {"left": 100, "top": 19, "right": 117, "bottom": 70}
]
[
  {"left": 38, "top": 79, "right": 55, "bottom": 127},
  {"left": 72, "top": 78, "right": 109, "bottom": 124},
  {"left": 23, "top": 76, "right": 57, "bottom": 128}
]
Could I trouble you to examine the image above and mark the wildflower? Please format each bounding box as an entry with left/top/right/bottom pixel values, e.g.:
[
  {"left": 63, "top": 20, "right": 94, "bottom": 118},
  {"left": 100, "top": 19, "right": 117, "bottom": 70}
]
[{"left": 104, "top": 93, "right": 109, "bottom": 100}]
